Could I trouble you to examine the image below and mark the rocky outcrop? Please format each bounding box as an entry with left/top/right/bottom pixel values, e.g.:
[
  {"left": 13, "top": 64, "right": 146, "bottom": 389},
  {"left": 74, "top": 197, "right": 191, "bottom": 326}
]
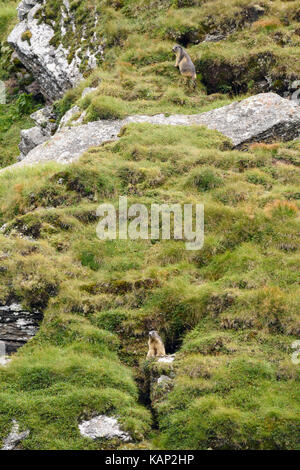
[
  {"left": 78, "top": 415, "right": 132, "bottom": 442},
  {"left": 1, "top": 93, "right": 300, "bottom": 174},
  {"left": 18, "top": 126, "right": 49, "bottom": 159},
  {"left": 18, "top": 106, "right": 58, "bottom": 160},
  {"left": 195, "top": 92, "right": 300, "bottom": 147},
  {"left": 7, "top": 1, "right": 102, "bottom": 102},
  {"left": 147, "top": 355, "right": 176, "bottom": 409},
  {"left": 0, "top": 302, "right": 42, "bottom": 354},
  {"left": 1, "top": 421, "right": 30, "bottom": 450}
]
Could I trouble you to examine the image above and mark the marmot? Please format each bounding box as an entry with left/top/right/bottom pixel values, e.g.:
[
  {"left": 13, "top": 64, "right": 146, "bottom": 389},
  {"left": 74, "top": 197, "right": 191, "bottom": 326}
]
[
  {"left": 172, "top": 45, "right": 196, "bottom": 85},
  {"left": 147, "top": 330, "right": 166, "bottom": 358}
]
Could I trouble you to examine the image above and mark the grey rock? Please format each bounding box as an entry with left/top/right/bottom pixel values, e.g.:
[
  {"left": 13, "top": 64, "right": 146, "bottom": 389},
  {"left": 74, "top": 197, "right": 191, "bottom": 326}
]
[
  {"left": 203, "top": 33, "right": 226, "bottom": 43},
  {"left": 8, "top": 1, "right": 103, "bottom": 101},
  {"left": 290, "top": 80, "right": 300, "bottom": 91},
  {"left": 57, "top": 105, "right": 84, "bottom": 131},
  {"left": 291, "top": 89, "right": 300, "bottom": 105},
  {"left": 78, "top": 415, "right": 131, "bottom": 442},
  {"left": 18, "top": 126, "right": 49, "bottom": 158},
  {"left": 1, "top": 420, "right": 30, "bottom": 450},
  {"left": 0, "top": 302, "right": 42, "bottom": 355},
  {"left": 157, "top": 375, "right": 173, "bottom": 385},
  {"left": 193, "top": 92, "right": 300, "bottom": 147},
  {"left": 30, "top": 106, "right": 57, "bottom": 135},
  {"left": 157, "top": 354, "right": 176, "bottom": 365},
  {"left": 2, "top": 93, "right": 300, "bottom": 174},
  {"left": 17, "top": 0, "right": 38, "bottom": 21}
]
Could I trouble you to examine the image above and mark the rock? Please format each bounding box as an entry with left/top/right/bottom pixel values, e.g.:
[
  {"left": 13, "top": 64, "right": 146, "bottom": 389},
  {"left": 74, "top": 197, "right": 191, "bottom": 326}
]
[
  {"left": 30, "top": 106, "right": 57, "bottom": 135},
  {"left": 78, "top": 415, "right": 131, "bottom": 442},
  {"left": 18, "top": 107, "right": 58, "bottom": 158},
  {"left": 7, "top": 1, "right": 103, "bottom": 101},
  {"left": 57, "top": 105, "right": 85, "bottom": 131},
  {"left": 194, "top": 92, "right": 300, "bottom": 147},
  {"left": 157, "top": 354, "right": 176, "bottom": 364},
  {"left": 0, "top": 302, "right": 43, "bottom": 355},
  {"left": 2, "top": 93, "right": 300, "bottom": 173},
  {"left": 157, "top": 375, "right": 173, "bottom": 385},
  {"left": 1, "top": 420, "right": 30, "bottom": 450},
  {"left": 203, "top": 33, "right": 226, "bottom": 43},
  {"left": 291, "top": 80, "right": 300, "bottom": 91},
  {"left": 291, "top": 89, "right": 300, "bottom": 105},
  {"left": 18, "top": 126, "right": 49, "bottom": 159}
]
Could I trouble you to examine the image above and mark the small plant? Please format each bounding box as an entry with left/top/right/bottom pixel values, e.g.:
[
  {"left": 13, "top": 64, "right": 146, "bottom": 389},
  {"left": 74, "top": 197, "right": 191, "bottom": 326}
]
[
  {"left": 21, "top": 30, "right": 32, "bottom": 43},
  {"left": 246, "top": 169, "right": 273, "bottom": 189}
]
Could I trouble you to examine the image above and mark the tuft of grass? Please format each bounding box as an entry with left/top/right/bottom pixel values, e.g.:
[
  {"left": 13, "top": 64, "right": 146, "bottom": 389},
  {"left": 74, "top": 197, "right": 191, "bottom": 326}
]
[
  {"left": 186, "top": 167, "right": 224, "bottom": 192},
  {"left": 83, "top": 95, "right": 127, "bottom": 121}
]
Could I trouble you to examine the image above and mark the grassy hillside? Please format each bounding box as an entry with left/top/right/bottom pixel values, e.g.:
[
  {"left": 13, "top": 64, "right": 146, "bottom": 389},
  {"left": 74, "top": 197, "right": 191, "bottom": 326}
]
[
  {"left": 0, "top": 0, "right": 299, "bottom": 450},
  {"left": 49, "top": 0, "right": 300, "bottom": 122}
]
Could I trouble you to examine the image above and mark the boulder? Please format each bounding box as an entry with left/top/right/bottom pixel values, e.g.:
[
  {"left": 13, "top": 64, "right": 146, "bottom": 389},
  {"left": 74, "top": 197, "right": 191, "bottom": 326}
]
[
  {"left": 7, "top": 1, "right": 103, "bottom": 101},
  {"left": 194, "top": 92, "right": 300, "bottom": 147},
  {"left": 18, "top": 126, "right": 49, "bottom": 159},
  {"left": 2, "top": 93, "right": 300, "bottom": 173},
  {"left": 78, "top": 415, "right": 131, "bottom": 442}
]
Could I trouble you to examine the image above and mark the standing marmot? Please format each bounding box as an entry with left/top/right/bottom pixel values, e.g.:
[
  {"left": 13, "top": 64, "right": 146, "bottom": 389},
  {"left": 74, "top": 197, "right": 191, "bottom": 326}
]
[
  {"left": 147, "top": 330, "right": 166, "bottom": 358},
  {"left": 172, "top": 45, "right": 196, "bottom": 86}
]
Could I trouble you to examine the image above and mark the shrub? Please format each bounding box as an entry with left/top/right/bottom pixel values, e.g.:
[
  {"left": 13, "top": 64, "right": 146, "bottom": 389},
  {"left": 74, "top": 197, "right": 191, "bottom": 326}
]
[
  {"left": 246, "top": 169, "right": 273, "bottom": 189},
  {"left": 186, "top": 167, "right": 223, "bottom": 191}
]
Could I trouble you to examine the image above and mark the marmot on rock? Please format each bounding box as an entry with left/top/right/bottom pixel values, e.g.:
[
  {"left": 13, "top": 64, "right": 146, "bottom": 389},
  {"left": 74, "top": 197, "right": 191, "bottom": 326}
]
[
  {"left": 172, "top": 45, "right": 196, "bottom": 85},
  {"left": 147, "top": 330, "right": 166, "bottom": 358}
]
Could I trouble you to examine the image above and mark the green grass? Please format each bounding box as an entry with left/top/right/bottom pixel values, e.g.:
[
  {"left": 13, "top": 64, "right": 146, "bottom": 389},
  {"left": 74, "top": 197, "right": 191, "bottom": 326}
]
[
  {"left": 48, "top": 0, "right": 300, "bottom": 122},
  {"left": 0, "top": 1, "right": 17, "bottom": 38},
  {"left": 0, "top": 124, "right": 299, "bottom": 449}
]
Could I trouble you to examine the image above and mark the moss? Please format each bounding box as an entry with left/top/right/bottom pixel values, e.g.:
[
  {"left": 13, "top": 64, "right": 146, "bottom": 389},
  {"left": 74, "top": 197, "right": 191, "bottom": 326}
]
[{"left": 21, "top": 30, "right": 32, "bottom": 43}]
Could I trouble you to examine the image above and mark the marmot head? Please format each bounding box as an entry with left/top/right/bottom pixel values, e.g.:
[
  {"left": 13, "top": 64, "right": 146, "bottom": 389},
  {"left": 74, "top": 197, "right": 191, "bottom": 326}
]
[
  {"left": 149, "top": 330, "right": 159, "bottom": 339},
  {"left": 172, "top": 44, "right": 182, "bottom": 54}
]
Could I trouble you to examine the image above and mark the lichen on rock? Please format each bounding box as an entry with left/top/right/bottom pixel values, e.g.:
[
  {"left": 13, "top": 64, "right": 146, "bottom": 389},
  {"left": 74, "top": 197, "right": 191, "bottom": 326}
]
[
  {"left": 7, "top": 0, "right": 103, "bottom": 101},
  {"left": 78, "top": 415, "right": 132, "bottom": 442}
]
